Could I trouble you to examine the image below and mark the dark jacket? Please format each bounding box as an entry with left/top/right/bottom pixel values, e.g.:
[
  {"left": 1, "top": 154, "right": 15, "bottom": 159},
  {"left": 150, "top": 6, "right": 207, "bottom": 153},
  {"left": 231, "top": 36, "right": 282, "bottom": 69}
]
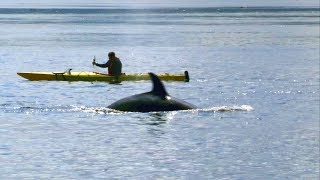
[{"left": 95, "top": 58, "right": 122, "bottom": 75}]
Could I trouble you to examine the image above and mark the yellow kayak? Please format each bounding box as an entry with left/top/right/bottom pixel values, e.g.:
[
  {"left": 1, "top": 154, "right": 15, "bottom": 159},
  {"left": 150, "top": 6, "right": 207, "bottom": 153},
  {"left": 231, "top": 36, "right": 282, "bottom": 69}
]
[{"left": 17, "top": 70, "right": 190, "bottom": 82}]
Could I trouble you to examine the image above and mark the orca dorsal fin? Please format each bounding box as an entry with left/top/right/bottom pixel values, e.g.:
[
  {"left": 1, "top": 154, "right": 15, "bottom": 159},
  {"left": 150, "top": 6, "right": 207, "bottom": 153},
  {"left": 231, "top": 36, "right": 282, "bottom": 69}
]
[{"left": 149, "top": 72, "right": 169, "bottom": 97}]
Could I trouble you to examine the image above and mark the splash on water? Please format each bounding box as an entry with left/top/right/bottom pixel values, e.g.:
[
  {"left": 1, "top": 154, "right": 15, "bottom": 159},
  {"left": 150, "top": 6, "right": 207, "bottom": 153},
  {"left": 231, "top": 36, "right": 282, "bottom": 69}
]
[
  {"left": 199, "top": 105, "right": 254, "bottom": 112},
  {"left": 1, "top": 104, "right": 253, "bottom": 114}
]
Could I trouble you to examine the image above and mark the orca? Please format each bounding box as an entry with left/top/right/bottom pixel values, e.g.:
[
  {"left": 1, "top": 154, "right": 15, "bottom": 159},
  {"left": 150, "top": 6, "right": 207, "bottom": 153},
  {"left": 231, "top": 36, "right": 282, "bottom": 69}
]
[{"left": 108, "top": 73, "right": 196, "bottom": 112}]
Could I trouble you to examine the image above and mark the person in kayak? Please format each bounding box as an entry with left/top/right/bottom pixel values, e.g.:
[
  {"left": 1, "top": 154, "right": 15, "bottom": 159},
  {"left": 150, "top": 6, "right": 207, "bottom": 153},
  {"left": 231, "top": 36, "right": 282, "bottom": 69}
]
[{"left": 92, "top": 52, "right": 122, "bottom": 76}]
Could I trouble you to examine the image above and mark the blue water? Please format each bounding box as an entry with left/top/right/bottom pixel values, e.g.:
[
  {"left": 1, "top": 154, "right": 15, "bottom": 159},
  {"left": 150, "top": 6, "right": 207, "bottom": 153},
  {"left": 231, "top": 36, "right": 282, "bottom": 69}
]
[{"left": 0, "top": 2, "right": 319, "bottom": 179}]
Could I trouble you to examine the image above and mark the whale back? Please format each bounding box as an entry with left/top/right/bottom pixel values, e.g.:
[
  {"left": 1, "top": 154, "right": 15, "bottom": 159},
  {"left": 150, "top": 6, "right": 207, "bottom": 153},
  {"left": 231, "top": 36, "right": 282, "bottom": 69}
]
[{"left": 107, "top": 72, "right": 196, "bottom": 112}]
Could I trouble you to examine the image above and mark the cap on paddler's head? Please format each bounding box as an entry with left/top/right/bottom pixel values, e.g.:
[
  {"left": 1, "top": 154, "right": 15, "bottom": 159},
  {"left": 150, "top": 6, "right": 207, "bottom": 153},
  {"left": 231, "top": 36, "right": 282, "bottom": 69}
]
[{"left": 108, "top": 52, "right": 115, "bottom": 58}]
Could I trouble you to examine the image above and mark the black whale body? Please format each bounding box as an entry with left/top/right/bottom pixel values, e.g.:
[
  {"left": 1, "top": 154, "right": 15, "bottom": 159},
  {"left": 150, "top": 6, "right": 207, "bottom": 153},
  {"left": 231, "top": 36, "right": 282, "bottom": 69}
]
[{"left": 108, "top": 73, "right": 196, "bottom": 112}]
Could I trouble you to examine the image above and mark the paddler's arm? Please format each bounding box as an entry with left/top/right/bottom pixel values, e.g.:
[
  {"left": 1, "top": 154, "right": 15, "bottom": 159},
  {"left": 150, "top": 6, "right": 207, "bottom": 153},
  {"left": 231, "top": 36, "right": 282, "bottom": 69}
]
[{"left": 92, "top": 60, "right": 110, "bottom": 68}]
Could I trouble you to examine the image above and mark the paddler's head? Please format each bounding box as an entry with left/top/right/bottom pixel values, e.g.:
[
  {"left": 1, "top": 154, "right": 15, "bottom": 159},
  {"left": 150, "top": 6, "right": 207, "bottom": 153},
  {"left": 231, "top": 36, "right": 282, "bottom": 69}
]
[{"left": 108, "top": 52, "right": 116, "bottom": 60}]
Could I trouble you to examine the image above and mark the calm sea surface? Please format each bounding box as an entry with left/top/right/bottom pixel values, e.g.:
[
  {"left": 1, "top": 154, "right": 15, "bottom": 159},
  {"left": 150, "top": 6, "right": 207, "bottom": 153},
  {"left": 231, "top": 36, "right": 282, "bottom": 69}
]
[{"left": 0, "top": 3, "right": 319, "bottom": 179}]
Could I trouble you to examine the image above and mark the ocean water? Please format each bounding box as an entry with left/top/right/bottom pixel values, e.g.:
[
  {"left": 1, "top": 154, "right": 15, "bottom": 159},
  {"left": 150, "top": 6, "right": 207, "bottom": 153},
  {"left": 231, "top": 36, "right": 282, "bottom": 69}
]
[{"left": 0, "top": 2, "right": 319, "bottom": 179}]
